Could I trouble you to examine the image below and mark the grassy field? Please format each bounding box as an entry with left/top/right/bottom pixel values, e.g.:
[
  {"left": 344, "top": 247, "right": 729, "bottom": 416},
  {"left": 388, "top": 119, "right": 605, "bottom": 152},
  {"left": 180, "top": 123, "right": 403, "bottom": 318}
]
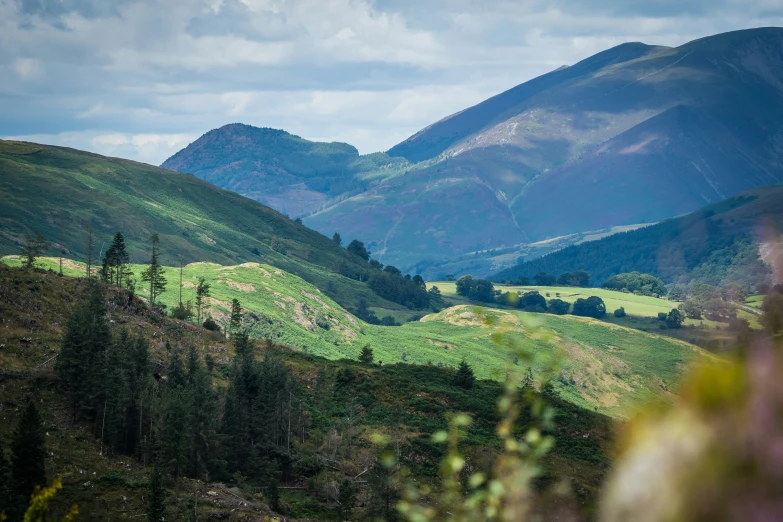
[
  {"left": 431, "top": 282, "right": 762, "bottom": 330},
  {"left": 3, "top": 257, "right": 713, "bottom": 418}
]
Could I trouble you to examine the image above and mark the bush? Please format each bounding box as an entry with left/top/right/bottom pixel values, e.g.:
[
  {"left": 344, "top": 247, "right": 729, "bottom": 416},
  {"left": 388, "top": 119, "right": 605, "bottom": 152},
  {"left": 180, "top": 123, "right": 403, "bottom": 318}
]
[
  {"left": 679, "top": 300, "right": 703, "bottom": 319},
  {"left": 548, "top": 299, "right": 570, "bottom": 315},
  {"left": 315, "top": 312, "right": 331, "bottom": 330},
  {"left": 572, "top": 296, "right": 606, "bottom": 318},
  {"left": 518, "top": 291, "right": 547, "bottom": 312},
  {"left": 657, "top": 312, "right": 667, "bottom": 321},
  {"left": 380, "top": 315, "right": 399, "bottom": 326},
  {"left": 665, "top": 309, "right": 683, "bottom": 328},
  {"left": 727, "top": 317, "right": 750, "bottom": 332},
  {"left": 614, "top": 307, "right": 626, "bottom": 318},
  {"left": 203, "top": 316, "right": 221, "bottom": 332},
  {"left": 170, "top": 302, "right": 193, "bottom": 321}
]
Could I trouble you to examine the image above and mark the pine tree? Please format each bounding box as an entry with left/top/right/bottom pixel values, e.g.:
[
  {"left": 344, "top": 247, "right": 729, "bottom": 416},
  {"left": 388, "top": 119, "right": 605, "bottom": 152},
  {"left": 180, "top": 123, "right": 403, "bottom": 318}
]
[
  {"left": 102, "top": 232, "right": 131, "bottom": 288},
  {"left": 56, "top": 281, "right": 112, "bottom": 418},
  {"left": 19, "top": 231, "right": 48, "bottom": 269},
  {"left": 195, "top": 277, "right": 210, "bottom": 325},
  {"left": 367, "top": 460, "right": 399, "bottom": 521},
  {"left": 11, "top": 402, "right": 47, "bottom": 501},
  {"left": 358, "top": 345, "right": 374, "bottom": 364},
  {"left": 167, "top": 349, "right": 186, "bottom": 389},
  {"left": 141, "top": 234, "right": 167, "bottom": 306},
  {"left": 185, "top": 349, "right": 218, "bottom": 479},
  {"left": 147, "top": 464, "right": 166, "bottom": 522},
  {"left": 229, "top": 299, "right": 242, "bottom": 332},
  {"left": 453, "top": 359, "right": 475, "bottom": 389},
  {"left": 338, "top": 478, "right": 356, "bottom": 521}
]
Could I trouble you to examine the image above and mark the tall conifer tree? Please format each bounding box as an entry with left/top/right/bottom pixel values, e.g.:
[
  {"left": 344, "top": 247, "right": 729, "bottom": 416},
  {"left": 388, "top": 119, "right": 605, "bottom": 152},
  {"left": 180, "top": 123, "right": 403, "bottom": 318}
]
[{"left": 141, "top": 234, "right": 167, "bottom": 306}]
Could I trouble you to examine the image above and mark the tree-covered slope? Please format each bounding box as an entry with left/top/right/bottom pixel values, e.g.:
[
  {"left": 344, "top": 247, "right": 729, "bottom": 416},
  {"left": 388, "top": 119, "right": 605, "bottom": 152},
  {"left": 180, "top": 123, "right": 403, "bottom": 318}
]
[
  {"left": 493, "top": 186, "right": 783, "bottom": 290},
  {"left": 0, "top": 139, "right": 393, "bottom": 310},
  {"left": 161, "top": 124, "right": 409, "bottom": 217}
]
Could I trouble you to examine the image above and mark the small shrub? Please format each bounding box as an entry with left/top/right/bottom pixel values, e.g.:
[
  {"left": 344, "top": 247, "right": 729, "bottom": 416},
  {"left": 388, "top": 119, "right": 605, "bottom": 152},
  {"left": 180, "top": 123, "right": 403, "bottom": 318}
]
[
  {"left": 203, "top": 316, "right": 220, "bottom": 332},
  {"left": 614, "top": 307, "right": 626, "bottom": 318}
]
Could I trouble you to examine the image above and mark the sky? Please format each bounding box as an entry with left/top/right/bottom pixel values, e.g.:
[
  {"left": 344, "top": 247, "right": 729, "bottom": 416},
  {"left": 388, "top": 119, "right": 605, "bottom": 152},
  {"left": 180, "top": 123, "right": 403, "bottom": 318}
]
[{"left": 2, "top": 0, "right": 783, "bottom": 165}]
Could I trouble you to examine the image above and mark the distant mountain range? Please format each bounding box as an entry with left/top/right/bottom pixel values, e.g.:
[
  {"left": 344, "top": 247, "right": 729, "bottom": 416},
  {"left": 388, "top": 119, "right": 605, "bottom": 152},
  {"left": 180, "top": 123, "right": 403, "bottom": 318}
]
[
  {"left": 164, "top": 27, "right": 783, "bottom": 271},
  {"left": 162, "top": 124, "right": 409, "bottom": 217},
  {"left": 493, "top": 185, "right": 783, "bottom": 290}
]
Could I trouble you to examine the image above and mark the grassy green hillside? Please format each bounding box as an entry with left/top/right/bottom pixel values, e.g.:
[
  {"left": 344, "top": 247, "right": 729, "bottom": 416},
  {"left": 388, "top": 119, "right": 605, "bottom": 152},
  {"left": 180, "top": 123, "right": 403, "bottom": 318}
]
[
  {"left": 0, "top": 263, "right": 613, "bottom": 521},
  {"left": 3, "top": 256, "right": 711, "bottom": 418},
  {"left": 0, "top": 139, "right": 401, "bottom": 312}
]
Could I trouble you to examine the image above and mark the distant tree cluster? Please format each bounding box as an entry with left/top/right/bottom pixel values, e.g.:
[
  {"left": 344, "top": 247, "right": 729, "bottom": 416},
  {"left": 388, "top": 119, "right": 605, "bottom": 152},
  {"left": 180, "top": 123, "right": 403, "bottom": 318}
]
[
  {"left": 572, "top": 296, "right": 606, "bottom": 318},
  {"left": 602, "top": 272, "right": 666, "bottom": 296},
  {"left": 676, "top": 283, "right": 739, "bottom": 323},
  {"left": 367, "top": 267, "right": 429, "bottom": 309},
  {"left": 556, "top": 271, "right": 591, "bottom": 287},
  {"left": 336, "top": 238, "right": 430, "bottom": 310},
  {"left": 455, "top": 275, "right": 495, "bottom": 302},
  {"left": 528, "top": 271, "right": 590, "bottom": 287}
]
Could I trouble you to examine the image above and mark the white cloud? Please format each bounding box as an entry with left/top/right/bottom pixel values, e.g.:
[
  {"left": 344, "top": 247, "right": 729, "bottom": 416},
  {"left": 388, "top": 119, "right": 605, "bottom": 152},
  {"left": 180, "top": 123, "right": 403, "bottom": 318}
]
[
  {"left": 3, "top": 131, "right": 197, "bottom": 165},
  {"left": 1, "top": 0, "right": 782, "bottom": 164},
  {"left": 13, "top": 58, "right": 44, "bottom": 81}
]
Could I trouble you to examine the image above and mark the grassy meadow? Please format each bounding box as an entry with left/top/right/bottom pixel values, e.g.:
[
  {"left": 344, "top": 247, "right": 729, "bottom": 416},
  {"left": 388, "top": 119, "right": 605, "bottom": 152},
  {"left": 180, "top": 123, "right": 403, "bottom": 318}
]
[
  {"left": 431, "top": 281, "right": 762, "bottom": 331},
  {"left": 3, "top": 256, "right": 713, "bottom": 417}
]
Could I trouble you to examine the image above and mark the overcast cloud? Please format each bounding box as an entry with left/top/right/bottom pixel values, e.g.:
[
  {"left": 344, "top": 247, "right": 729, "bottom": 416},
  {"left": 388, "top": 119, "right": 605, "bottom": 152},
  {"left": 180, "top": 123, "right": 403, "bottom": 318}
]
[{"left": 2, "top": 0, "right": 782, "bottom": 164}]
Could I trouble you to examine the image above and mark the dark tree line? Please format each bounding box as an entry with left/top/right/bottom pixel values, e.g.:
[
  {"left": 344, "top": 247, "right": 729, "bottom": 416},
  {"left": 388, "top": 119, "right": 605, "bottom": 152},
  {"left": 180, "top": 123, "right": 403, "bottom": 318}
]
[{"left": 337, "top": 238, "right": 430, "bottom": 310}]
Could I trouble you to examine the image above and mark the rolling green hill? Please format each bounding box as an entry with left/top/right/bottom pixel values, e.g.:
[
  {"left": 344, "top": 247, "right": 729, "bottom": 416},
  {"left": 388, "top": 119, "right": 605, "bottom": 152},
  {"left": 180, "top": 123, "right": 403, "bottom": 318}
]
[
  {"left": 2, "top": 256, "right": 711, "bottom": 417},
  {"left": 0, "top": 139, "right": 401, "bottom": 311},
  {"left": 493, "top": 185, "right": 783, "bottom": 290}
]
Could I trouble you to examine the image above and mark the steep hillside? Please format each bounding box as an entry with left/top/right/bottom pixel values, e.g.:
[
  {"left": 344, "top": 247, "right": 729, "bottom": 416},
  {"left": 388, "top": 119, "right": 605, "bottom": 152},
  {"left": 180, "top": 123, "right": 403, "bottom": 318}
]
[
  {"left": 0, "top": 139, "right": 395, "bottom": 310},
  {"left": 493, "top": 186, "right": 783, "bottom": 289},
  {"left": 305, "top": 27, "right": 783, "bottom": 267},
  {"left": 161, "top": 124, "right": 409, "bottom": 217}
]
